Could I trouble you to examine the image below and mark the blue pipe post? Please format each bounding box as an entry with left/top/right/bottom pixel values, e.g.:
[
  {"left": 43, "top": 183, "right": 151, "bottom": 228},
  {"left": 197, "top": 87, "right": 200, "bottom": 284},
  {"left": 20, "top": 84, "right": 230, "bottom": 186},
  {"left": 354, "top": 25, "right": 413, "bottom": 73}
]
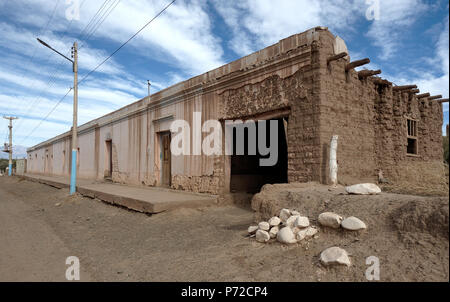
[
  {"left": 8, "top": 163, "right": 12, "bottom": 176},
  {"left": 70, "top": 149, "right": 77, "bottom": 194}
]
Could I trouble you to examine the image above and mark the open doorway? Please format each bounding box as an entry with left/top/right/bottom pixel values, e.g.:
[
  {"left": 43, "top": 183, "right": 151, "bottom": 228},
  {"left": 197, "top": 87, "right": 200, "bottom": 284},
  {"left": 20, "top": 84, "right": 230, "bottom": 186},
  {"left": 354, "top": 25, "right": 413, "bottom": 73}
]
[
  {"left": 230, "top": 117, "right": 288, "bottom": 193},
  {"left": 159, "top": 131, "right": 171, "bottom": 187},
  {"left": 105, "top": 140, "right": 112, "bottom": 180}
]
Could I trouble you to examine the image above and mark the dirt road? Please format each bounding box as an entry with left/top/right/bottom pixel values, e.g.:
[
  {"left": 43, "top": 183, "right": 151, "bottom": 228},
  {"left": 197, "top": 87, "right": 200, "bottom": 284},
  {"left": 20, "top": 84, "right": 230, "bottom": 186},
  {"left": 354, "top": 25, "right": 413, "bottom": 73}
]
[{"left": 0, "top": 176, "right": 448, "bottom": 281}]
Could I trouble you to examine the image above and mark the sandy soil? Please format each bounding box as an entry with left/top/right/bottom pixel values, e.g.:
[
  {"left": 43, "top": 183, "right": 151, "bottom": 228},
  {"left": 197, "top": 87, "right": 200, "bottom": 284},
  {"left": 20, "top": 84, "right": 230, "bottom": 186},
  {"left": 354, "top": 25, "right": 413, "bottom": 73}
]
[{"left": 0, "top": 176, "right": 448, "bottom": 282}]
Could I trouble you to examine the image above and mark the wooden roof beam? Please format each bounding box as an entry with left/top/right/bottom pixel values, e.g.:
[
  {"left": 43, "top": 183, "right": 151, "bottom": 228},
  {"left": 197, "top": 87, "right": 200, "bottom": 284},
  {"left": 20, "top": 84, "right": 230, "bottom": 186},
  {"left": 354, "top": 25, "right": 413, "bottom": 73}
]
[
  {"left": 345, "top": 58, "right": 370, "bottom": 71},
  {"left": 417, "top": 93, "right": 430, "bottom": 99},
  {"left": 428, "top": 95, "right": 443, "bottom": 100},
  {"left": 436, "top": 98, "right": 449, "bottom": 103},
  {"left": 371, "top": 77, "right": 391, "bottom": 86},
  {"left": 358, "top": 69, "right": 381, "bottom": 79},
  {"left": 327, "top": 52, "right": 347, "bottom": 64},
  {"left": 392, "top": 85, "right": 417, "bottom": 91}
]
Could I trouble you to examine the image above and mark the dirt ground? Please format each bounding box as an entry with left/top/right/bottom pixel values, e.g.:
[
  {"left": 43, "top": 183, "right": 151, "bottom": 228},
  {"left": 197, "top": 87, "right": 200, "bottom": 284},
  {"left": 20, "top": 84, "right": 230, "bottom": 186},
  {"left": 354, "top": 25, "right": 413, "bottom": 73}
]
[{"left": 0, "top": 176, "right": 448, "bottom": 282}]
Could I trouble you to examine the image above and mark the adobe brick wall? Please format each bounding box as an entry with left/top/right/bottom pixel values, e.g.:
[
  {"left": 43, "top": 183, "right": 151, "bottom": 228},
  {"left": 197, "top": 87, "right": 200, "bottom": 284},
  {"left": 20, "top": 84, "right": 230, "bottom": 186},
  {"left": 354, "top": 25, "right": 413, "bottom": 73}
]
[{"left": 316, "top": 29, "right": 444, "bottom": 186}]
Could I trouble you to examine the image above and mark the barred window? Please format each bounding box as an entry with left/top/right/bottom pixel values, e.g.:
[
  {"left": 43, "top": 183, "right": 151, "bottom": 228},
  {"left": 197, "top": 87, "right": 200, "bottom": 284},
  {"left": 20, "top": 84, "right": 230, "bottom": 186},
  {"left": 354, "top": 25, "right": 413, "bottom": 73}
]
[{"left": 407, "top": 119, "right": 418, "bottom": 155}]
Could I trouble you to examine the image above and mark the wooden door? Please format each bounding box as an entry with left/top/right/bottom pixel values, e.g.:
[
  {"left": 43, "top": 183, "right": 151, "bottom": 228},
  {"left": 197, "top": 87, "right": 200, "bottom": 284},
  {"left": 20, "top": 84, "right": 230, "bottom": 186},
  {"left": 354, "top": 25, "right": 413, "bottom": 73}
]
[{"left": 161, "top": 132, "right": 171, "bottom": 186}]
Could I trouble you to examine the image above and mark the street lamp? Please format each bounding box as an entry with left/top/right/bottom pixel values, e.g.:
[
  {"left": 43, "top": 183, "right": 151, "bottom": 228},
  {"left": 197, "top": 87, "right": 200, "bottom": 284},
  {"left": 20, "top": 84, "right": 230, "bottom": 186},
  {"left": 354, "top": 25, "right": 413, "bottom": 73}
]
[{"left": 37, "top": 38, "right": 78, "bottom": 195}]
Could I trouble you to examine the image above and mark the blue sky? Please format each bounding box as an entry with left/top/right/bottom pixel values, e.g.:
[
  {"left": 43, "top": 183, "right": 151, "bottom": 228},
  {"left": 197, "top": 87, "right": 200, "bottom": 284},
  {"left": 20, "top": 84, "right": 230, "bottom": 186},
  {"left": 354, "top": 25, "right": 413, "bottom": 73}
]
[{"left": 0, "top": 0, "right": 448, "bottom": 150}]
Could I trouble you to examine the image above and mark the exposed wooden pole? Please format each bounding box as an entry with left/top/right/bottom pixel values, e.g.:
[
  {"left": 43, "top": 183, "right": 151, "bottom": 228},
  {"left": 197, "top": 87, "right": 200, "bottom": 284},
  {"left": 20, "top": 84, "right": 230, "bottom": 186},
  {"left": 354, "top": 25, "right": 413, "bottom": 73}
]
[
  {"left": 393, "top": 85, "right": 417, "bottom": 91},
  {"left": 409, "top": 89, "right": 420, "bottom": 94},
  {"left": 428, "top": 95, "right": 443, "bottom": 100},
  {"left": 417, "top": 93, "right": 430, "bottom": 99},
  {"left": 327, "top": 52, "right": 347, "bottom": 64},
  {"left": 436, "top": 98, "right": 449, "bottom": 103},
  {"left": 345, "top": 58, "right": 370, "bottom": 71},
  {"left": 358, "top": 69, "right": 381, "bottom": 79},
  {"left": 371, "top": 77, "right": 391, "bottom": 86},
  {"left": 329, "top": 135, "right": 339, "bottom": 186}
]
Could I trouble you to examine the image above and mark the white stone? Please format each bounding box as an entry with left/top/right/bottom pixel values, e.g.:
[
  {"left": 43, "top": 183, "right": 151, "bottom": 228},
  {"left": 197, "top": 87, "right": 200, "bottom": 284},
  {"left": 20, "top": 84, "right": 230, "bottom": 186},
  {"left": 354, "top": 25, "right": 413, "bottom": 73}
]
[
  {"left": 269, "top": 226, "right": 279, "bottom": 238},
  {"left": 318, "top": 212, "right": 343, "bottom": 228},
  {"left": 256, "top": 230, "right": 270, "bottom": 243},
  {"left": 294, "top": 216, "right": 310, "bottom": 228},
  {"left": 296, "top": 226, "right": 318, "bottom": 241},
  {"left": 286, "top": 215, "right": 299, "bottom": 228},
  {"left": 320, "top": 247, "right": 351, "bottom": 266},
  {"left": 345, "top": 183, "right": 381, "bottom": 195},
  {"left": 258, "top": 221, "right": 270, "bottom": 231},
  {"left": 305, "top": 226, "right": 318, "bottom": 237},
  {"left": 276, "top": 227, "right": 297, "bottom": 244},
  {"left": 268, "top": 216, "right": 281, "bottom": 226},
  {"left": 279, "top": 208, "right": 291, "bottom": 223},
  {"left": 248, "top": 225, "right": 258, "bottom": 234},
  {"left": 291, "top": 210, "right": 300, "bottom": 216},
  {"left": 341, "top": 216, "right": 367, "bottom": 230}
]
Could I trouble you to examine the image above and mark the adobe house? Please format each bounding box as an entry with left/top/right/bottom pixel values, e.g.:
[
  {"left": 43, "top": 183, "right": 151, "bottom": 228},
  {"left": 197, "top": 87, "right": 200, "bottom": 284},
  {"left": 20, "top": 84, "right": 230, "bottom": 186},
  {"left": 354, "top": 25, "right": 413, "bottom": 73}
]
[{"left": 26, "top": 27, "right": 447, "bottom": 194}]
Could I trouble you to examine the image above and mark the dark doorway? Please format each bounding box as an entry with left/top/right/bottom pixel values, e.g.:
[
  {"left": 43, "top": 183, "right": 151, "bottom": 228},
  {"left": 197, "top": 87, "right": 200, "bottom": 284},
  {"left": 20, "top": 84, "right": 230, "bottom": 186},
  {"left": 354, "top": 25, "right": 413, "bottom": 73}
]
[
  {"left": 160, "top": 131, "right": 171, "bottom": 187},
  {"left": 105, "top": 140, "right": 112, "bottom": 179},
  {"left": 230, "top": 117, "right": 288, "bottom": 193}
]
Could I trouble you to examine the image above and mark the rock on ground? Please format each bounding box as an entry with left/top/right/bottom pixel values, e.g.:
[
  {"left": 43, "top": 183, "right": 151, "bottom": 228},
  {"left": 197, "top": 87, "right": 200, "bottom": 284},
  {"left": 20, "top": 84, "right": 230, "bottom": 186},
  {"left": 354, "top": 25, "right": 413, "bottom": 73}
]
[
  {"left": 320, "top": 247, "right": 351, "bottom": 267},
  {"left": 268, "top": 216, "right": 281, "bottom": 226},
  {"left": 294, "top": 216, "right": 310, "bottom": 228},
  {"left": 341, "top": 216, "right": 367, "bottom": 231},
  {"left": 269, "top": 226, "right": 279, "bottom": 238},
  {"left": 255, "top": 230, "right": 270, "bottom": 243},
  {"left": 296, "top": 226, "right": 318, "bottom": 241},
  {"left": 276, "top": 227, "right": 296, "bottom": 244},
  {"left": 345, "top": 183, "right": 381, "bottom": 195},
  {"left": 318, "top": 212, "right": 343, "bottom": 228},
  {"left": 248, "top": 225, "right": 258, "bottom": 234},
  {"left": 279, "top": 209, "right": 291, "bottom": 223},
  {"left": 258, "top": 221, "right": 270, "bottom": 231},
  {"left": 285, "top": 215, "right": 299, "bottom": 228}
]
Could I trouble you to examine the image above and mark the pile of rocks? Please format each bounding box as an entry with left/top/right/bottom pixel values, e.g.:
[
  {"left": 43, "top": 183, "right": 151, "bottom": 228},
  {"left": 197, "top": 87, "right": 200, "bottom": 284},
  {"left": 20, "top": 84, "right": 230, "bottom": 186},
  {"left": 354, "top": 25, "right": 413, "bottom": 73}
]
[
  {"left": 248, "top": 208, "right": 319, "bottom": 244},
  {"left": 248, "top": 209, "right": 367, "bottom": 267}
]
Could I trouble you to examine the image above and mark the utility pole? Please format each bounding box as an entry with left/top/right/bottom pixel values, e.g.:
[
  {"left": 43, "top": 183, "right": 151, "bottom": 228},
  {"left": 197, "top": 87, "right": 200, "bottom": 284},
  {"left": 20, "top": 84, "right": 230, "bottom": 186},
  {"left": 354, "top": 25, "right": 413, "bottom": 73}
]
[
  {"left": 37, "top": 38, "right": 78, "bottom": 195},
  {"left": 3, "top": 116, "right": 18, "bottom": 176},
  {"left": 71, "top": 42, "right": 78, "bottom": 195}
]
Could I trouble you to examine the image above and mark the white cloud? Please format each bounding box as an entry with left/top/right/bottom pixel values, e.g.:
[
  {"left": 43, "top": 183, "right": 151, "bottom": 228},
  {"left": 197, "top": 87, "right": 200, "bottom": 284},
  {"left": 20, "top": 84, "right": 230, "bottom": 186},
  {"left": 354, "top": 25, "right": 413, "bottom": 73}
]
[
  {"left": 212, "top": 0, "right": 364, "bottom": 56},
  {"left": 388, "top": 16, "right": 449, "bottom": 101},
  {"left": 366, "top": 0, "right": 428, "bottom": 59}
]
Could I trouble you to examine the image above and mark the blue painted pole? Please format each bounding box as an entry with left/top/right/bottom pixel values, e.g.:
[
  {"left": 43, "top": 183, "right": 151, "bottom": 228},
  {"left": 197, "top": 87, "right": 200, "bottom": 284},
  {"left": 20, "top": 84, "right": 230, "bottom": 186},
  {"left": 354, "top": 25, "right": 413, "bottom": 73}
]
[
  {"left": 70, "top": 149, "right": 77, "bottom": 194},
  {"left": 8, "top": 163, "right": 12, "bottom": 176}
]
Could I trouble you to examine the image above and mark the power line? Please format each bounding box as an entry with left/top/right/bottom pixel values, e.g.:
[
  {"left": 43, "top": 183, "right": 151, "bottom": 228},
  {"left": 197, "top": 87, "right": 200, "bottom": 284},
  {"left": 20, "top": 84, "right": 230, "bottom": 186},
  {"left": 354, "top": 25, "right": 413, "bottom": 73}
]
[
  {"left": 79, "top": 0, "right": 176, "bottom": 85},
  {"left": 18, "top": 88, "right": 73, "bottom": 145},
  {"left": 80, "top": 0, "right": 122, "bottom": 48},
  {"left": 19, "top": 0, "right": 176, "bottom": 145},
  {"left": 13, "top": 0, "right": 101, "bottom": 136},
  {"left": 14, "top": 0, "right": 111, "bottom": 140},
  {"left": 78, "top": 0, "right": 111, "bottom": 44},
  {"left": 8, "top": 0, "right": 62, "bottom": 133}
]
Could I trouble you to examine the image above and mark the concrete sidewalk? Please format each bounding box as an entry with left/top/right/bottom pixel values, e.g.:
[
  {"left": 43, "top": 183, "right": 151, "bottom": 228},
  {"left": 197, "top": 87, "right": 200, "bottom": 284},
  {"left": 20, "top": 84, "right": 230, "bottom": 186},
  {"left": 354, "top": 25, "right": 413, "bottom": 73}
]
[{"left": 22, "top": 174, "right": 218, "bottom": 214}]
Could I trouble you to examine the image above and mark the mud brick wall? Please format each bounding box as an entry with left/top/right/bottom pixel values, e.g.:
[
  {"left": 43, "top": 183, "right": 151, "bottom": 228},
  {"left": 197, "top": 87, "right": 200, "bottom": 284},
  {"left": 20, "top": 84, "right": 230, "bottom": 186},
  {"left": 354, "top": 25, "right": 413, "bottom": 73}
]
[
  {"left": 316, "top": 30, "right": 444, "bottom": 185},
  {"left": 219, "top": 57, "right": 321, "bottom": 183},
  {"left": 285, "top": 45, "right": 321, "bottom": 182},
  {"left": 317, "top": 31, "right": 378, "bottom": 185}
]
